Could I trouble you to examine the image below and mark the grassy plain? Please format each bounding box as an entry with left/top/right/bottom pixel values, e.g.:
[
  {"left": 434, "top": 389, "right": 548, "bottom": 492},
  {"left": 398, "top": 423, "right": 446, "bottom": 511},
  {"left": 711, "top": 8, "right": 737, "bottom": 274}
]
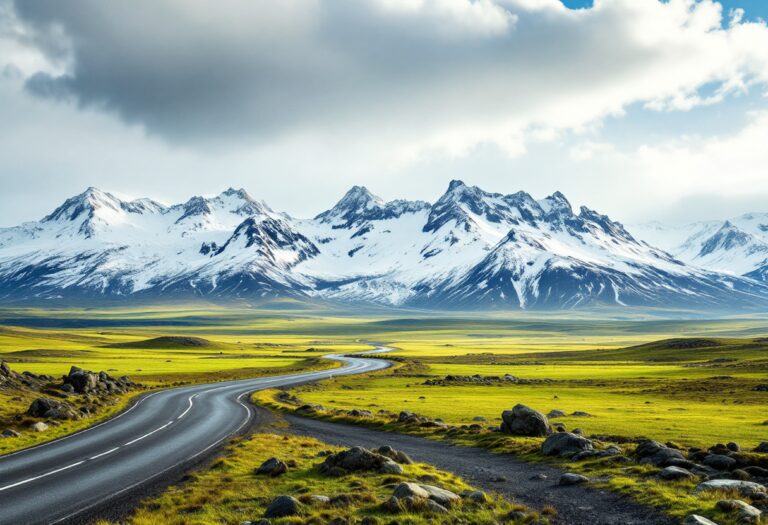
[
  {"left": 2, "top": 302, "right": 768, "bottom": 521},
  {"left": 1, "top": 303, "right": 768, "bottom": 449}
]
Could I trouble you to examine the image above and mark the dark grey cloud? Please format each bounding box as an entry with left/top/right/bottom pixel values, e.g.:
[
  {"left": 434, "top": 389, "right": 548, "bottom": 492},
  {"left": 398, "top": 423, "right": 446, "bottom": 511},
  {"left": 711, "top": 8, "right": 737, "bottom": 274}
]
[{"left": 13, "top": 0, "right": 767, "bottom": 149}]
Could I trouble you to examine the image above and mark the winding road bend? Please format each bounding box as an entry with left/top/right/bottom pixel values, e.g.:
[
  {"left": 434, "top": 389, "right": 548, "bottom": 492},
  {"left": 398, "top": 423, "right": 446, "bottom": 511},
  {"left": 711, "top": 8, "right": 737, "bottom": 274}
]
[{"left": 0, "top": 350, "right": 391, "bottom": 525}]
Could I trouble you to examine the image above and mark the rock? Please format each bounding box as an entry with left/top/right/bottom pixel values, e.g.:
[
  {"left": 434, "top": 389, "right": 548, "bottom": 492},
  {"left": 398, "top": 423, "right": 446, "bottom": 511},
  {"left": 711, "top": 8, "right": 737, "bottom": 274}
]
[
  {"left": 635, "top": 440, "right": 685, "bottom": 467},
  {"left": 694, "top": 479, "right": 767, "bottom": 497},
  {"left": 547, "top": 409, "right": 566, "bottom": 418},
  {"left": 754, "top": 442, "right": 768, "bottom": 453},
  {"left": 425, "top": 499, "right": 449, "bottom": 514},
  {"left": 392, "top": 482, "right": 459, "bottom": 508},
  {"left": 726, "top": 442, "right": 740, "bottom": 452},
  {"left": 60, "top": 383, "right": 75, "bottom": 393},
  {"left": 500, "top": 404, "right": 551, "bottom": 437},
  {"left": 682, "top": 516, "right": 718, "bottom": 525},
  {"left": 264, "top": 496, "right": 302, "bottom": 518},
  {"left": 379, "top": 460, "right": 404, "bottom": 474},
  {"left": 472, "top": 416, "right": 487, "bottom": 422},
  {"left": 1, "top": 429, "right": 21, "bottom": 438},
  {"left": 375, "top": 445, "right": 414, "bottom": 464},
  {"left": 703, "top": 454, "right": 737, "bottom": 471},
  {"left": 571, "top": 411, "right": 592, "bottom": 417},
  {"left": 29, "top": 422, "right": 48, "bottom": 432},
  {"left": 605, "top": 445, "right": 623, "bottom": 456},
  {"left": 559, "top": 473, "right": 589, "bottom": 486},
  {"left": 465, "top": 490, "right": 488, "bottom": 503},
  {"left": 309, "top": 495, "right": 330, "bottom": 505},
  {"left": 383, "top": 495, "right": 403, "bottom": 513},
  {"left": 754, "top": 384, "right": 768, "bottom": 392},
  {"left": 744, "top": 466, "right": 768, "bottom": 477},
  {"left": 660, "top": 466, "right": 695, "bottom": 481},
  {"left": 255, "top": 457, "right": 288, "bottom": 477},
  {"left": 27, "top": 397, "right": 79, "bottom": 420},
  {"left": 319, "top": 446, "right": 393, "bottom": 474},
  {"left": 716, "top": 499, "right": 762, "bottom": 523},
  {"left": 393, "top": 482, "right": 430, "bottom": 500},
  {"left": 347, "top": 409, "right": 373, "bottom": 418},
  {"left": 541, "top": 432, "right": 593, "bottom": 458},
  {"left": 417, "top": 484, "right": 460, "bottom": 507}
]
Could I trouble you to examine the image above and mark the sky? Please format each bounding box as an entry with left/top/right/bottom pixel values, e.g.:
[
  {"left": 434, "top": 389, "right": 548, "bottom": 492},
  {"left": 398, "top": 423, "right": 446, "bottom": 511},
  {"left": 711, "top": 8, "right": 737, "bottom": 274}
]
[{"left": 1, "top": 0, "right": 768, "bottom": 228}]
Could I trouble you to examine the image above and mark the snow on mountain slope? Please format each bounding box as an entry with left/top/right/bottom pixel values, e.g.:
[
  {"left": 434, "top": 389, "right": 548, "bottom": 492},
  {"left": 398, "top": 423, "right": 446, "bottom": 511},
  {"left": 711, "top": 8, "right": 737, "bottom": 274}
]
[
  {"left": 1, "top": 182, "right": 768, "bottom": 310},
  {"left": 633, "top": 214, "right": 768, "bottom": 277},
  {"left": 0, "top": 187, "right": 316, "bottom": 299}
]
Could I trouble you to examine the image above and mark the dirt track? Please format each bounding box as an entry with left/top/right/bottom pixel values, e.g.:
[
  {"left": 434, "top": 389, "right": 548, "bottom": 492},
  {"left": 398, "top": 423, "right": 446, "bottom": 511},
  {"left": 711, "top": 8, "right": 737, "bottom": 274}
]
[{"left": 272, "top": 410, "right": 676, "bottom": 525}]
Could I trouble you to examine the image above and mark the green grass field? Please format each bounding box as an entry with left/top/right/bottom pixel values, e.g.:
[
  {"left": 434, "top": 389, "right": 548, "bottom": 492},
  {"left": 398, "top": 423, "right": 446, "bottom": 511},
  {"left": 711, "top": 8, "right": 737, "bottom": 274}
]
[{"left": 2, "top": 303, "right": 767, "bottom": 522}]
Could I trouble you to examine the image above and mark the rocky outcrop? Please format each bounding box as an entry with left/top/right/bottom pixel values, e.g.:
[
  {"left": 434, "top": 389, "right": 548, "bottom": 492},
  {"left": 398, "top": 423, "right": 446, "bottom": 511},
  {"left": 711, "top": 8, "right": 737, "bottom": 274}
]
[
  {"left": 500, "top": 404, "right": 551, "bottom": 437},
  {"left": 63, "top": 366, "right": 135, "bottom": 395},
  {"left": 318, "top": 446, "right": 405, "bottom": 476},
  {"left": 27, "top": 397, "right": 80, "bottom": 420},
  {"left": 541, "top": 432, "right": 593, "bottom": 458},
  {"left": 635, "top": 440, "right": 685, "bottom": 467}
]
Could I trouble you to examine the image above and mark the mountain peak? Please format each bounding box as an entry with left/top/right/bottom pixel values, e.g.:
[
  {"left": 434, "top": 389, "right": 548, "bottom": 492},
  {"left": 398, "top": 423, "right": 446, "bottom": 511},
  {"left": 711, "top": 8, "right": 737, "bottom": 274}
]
[
  {"left": 539, "top": 191, "right": 572, "bottom": 216},
  {"left": 447, "top": 179, "right": 467, "bottom": 192},
  {"left": 42, "top": 187, "right": 122, "bottom": 224}
]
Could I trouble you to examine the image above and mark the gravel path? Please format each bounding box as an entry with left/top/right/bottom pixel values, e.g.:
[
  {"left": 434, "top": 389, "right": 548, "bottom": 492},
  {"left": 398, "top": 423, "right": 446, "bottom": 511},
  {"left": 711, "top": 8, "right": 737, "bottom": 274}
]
[{"left": 275, "top": 410, "right": 677, "bottom": 525}]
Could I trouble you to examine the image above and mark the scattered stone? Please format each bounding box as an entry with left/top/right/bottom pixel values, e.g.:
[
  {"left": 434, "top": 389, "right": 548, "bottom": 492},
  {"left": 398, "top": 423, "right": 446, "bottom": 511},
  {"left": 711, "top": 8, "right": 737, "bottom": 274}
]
[
  {"left": 542, "top": 432, "right": 593, "bottom": 458},
  {"left": 754, "top": 442, "right": 768, "bottom": 453},
  {"left": 375, "top": 445, "right": 414, "bottom": 464},
  {"left": 1, "top": 429, "right": 21, "bottom": 438},
  {"left": 559, "top": 473, "right": 589, "bottom": 486},
  {"left": 425, "top": 499, "right": 449, "bottom": 514},
  {"left": 27, "top": 397, "right": 79, "bottom": 420},
  {"left": 379, "top": 461, "right": 404, "bottom": 474},
  {"left": 319, "top": 446, "right": 397, "bottom": 475},
  {"left": 255, "top": 457, "right": 288, "bottom": 477},
  {"left": 464, "top": 490, "right": 488, "bottom": 503},
  {"left": 635, "top": 440, "right": 685, "bottom": 467},
  {"left": 726, "top": 442, "right": 740, "bottom": 452},
  {"left": 753, "top": 384, "right": 768, "bottom": 392},
  {"left": 500, "top": 404, "right": 551, "bottom": 437},
  {"left": 694, "top": 479, "right": 767, "bottom": 497},
  {"left": 703, "top": 454, "right": 737, "bottom": 471},
  {"left": 393, "top": 482, "right": 430, "bottom": 500},
  {"left": 309, "top": 495, "right": 330, "bottom": 505},
  {"left": 682, "top": 516, "right": 718, "bottom": 525},
  {"left": 571, "top": 411, "right": 592, "bottom": 417},
  {"left": 29, "top": 421, "right": 48, "bottom": 432},
  {"left": 716, "top": 499, "right": 762, "bottom": 523},
  {"left": 417, "top": 484, "right": 461, "bottom": 507},
  {"left": 547, "top": 409, "right": 566, "bottom": 418},
  {"left": 531, "top": 473, "right": 548, "bottom": 481},
  {"left": 264, "top": 496, "right": 302, "bottom": 518},
  {"left": 347, "top": 409, "right": 373, "bottom": 418},
  {"left": 660, "top": 466, "right": 695, "bottom": 481}
]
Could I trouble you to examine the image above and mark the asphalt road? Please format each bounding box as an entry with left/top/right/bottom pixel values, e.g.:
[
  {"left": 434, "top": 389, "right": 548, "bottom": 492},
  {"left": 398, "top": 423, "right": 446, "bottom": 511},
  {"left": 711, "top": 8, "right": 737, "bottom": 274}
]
[{"left": 0, "top": 350, "right": 390, "bottom": 525}]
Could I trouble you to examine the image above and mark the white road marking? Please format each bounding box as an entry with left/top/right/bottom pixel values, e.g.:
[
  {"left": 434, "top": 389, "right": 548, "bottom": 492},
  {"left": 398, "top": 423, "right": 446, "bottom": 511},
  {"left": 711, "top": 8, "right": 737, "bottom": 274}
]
[
  {"left": 123, "top": 421, "right": 173, "bottom": 446},
  {"left": 176, "top": 394, "right": 197, "bottom": 420},
  {"left": 0, "top": 461, "right": 85, "bottom": 492},
  {"left": 89, "top": 447, "right": 120, "bottom": 460}
]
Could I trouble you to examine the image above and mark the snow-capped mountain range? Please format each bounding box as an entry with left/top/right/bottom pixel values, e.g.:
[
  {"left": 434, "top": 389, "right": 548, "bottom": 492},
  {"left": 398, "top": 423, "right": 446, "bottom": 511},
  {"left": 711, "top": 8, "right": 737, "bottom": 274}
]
[
  {"left": 2, "top": 181, "right": 768, "bottom": 310},
  {"left": 633, "top": 214, "right": 768, "bottom": 283}
]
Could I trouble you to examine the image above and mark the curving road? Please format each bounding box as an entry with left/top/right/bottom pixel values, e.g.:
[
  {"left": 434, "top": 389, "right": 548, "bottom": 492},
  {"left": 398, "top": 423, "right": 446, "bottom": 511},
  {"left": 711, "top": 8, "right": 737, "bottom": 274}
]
[{"left": 0, "top": 349, "right": 391, "bottom": 525}]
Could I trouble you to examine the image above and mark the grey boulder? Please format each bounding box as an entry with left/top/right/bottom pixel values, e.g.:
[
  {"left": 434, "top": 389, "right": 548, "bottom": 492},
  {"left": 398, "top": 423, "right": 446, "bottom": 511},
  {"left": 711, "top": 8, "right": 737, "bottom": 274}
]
[
  {"left": 541, "top": 432, "right": 593, "bottom": 458},
  {"left": 500, "top": 404, "right": 551, "bottom": 437}
]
